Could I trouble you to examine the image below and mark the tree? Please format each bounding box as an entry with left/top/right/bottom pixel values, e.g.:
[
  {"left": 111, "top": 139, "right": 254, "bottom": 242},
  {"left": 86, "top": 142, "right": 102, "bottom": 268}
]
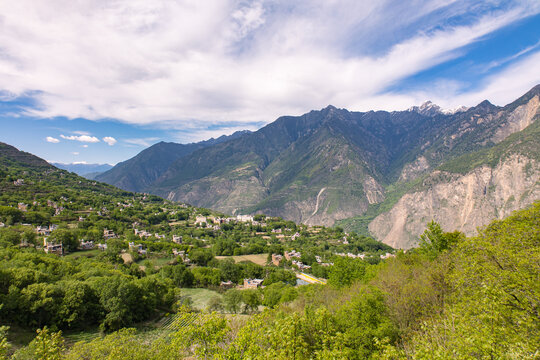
[
  {"left": 263, "top": 268, "right": 296, "bottom": 286},
  {"left": 30, "top": 327, "right": 65, "bottom": 360},
  {"left": 21, "top": 229, "right": 37, "bottom": 246},
  {"left": 418, "top": 221, "right": 462, "bottom": 258},
  {"left": 242, "top": 289, "right": 261, "bottom": 314},
  {"left": 328, "top": 257, "right": 366, "bottom": 287},
  {"left": 190, "top": 248, "right": 214, "bottom": 266},
  {"left": 207, "top": 296, "right": 224, "bottom": 312},
  {"left": 218, "top": 258, "right": 240, "bottom": 282},
  {"left": 0, "top": 326, "right": 10, "bottom": 359},
  {"left": 262, "top": 282, "right": 297, "bottom": 308},
  {"left": 48, "top": 229, "right": 78, "bottom": 252},
  {"left": 223, "top": 289, "right": 243, "bottom": 314}
]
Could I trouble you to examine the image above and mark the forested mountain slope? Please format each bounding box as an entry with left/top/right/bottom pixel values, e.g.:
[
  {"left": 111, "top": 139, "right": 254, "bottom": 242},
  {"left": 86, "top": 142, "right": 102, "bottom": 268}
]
[
  {"left": 96, "top": 85, "right": 540, "bottom": 248},
  {"left": 95, "top": 131, "right": 250, "bottom": 192}
]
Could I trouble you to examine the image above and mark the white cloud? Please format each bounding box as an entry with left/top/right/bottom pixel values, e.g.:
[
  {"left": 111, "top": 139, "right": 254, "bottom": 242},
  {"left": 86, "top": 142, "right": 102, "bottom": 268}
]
[
  {"left": 0, "top": 0, "right": 538, "bottom": 129},
  {"left": 72, "top": 152, "right": 79, "bottom": 155},
  {"left": 82, "top": 144, "right": 88, "bottom": 148},
  {"left": 73, "top": 161, "right": 87, "bottom": 164},
  {"left": 60, "top": 134, "right": 100, "bottom": 143},
  {"left": 124, "top": 137, "right": 159, "bottom": 147},
  {"left": 103, "top": 136, "right": 117, "bottom": 146},
  {"left": 46, "top": 136, "right": 60, "bottom": 143}
]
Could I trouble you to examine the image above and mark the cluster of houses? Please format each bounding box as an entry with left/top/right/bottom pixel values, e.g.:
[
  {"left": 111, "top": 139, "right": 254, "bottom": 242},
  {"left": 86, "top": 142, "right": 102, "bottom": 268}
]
[
  {"left": 292, "top": 259, "right": 311, "bottom": 270},
  {"left": 43, "top": 238, "right": 63, "bottom": 255},
  {"left": 271, "top": 254, "right": 283, "bottom": 266},
  {"left": 335, "top": 252, "right": 366, "bottom": 259},
  {"left": 218, "top": 278, "right": 264, "bottom": 290},
  {"left": 315, "top": 255, "right": 333, "bottom": 267},
  {"left": 284, "top": 250, "right": 301, "bottom": 260},
  {"left": 80, "top": 240, "right": 94, "bottom": 250},
  {"left": 243, "top": 278, "right": 264, "bottom": 289},
  {"left": 36, "top": 224, "right": 59, "bottom": 236},
  {"left": 283, "top": 250, "right": 312, "bottom": 270},
  {"left": 194, "top": 214, "right": 258, "bottom": 228},
  {"left": 335, "top": 252, "right": 396, "bottom": 260},
  {"left": 274, "top": 251, "right": 332, "bottom": 269},
  {"left": 133, "top": 229, "right": 165, "bottom": 239},
  {"left": 103, "top": 229, "right": 117, "bottom": 240},
  {"left": 172, "top": 248, "right": 190, "bottom": 263},
  {"left": 128, "top": 242, "right": 147, "bottom": 255}
]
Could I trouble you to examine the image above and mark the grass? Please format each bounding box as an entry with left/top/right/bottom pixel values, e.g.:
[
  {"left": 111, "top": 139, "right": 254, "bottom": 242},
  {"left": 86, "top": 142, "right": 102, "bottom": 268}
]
[
  {"left": 147, "top": 255, "right": 175, "bottom": 267},
  {"left": 63, "top": 249, "right": 100, "bottom": 259},
  {"left": 180, "top": 288, "right": 223, "bottom": 311},
  {"left": 215, "top": 253, "right": 268, "bottom": 266},
  {"left": 134, "top": 253, "right": 175, "bottom": 268}
]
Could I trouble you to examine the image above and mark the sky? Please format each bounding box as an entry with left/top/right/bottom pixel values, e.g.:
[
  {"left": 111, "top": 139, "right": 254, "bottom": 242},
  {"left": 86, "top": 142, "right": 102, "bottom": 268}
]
[{"left": 0, "top": 0, "right": 539, "bottom": 165}]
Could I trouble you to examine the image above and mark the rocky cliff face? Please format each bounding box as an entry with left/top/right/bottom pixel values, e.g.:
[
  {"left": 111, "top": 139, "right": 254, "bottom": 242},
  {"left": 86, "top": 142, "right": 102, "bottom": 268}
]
[
  {"left": 492, "top": 95, "right": 539, "bottom": 143},
  {"left": 369, "top": 154, "right": 540, "bottom": 249}
]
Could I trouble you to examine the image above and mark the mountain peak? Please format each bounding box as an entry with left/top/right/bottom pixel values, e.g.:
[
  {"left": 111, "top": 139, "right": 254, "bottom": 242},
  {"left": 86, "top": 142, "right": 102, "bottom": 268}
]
[
  {"left": 408, "top": 101, "right": 442, "bottom": 116},
  {"left": 477, "top": 99, "right": 496, "bottom": 109},
  {"left": 408, "top": 101, "right": 468, "bottom": 116}
]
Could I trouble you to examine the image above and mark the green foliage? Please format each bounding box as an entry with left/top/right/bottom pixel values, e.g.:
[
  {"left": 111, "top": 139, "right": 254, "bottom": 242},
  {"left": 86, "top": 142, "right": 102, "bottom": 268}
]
[
  {"left": 417, "top": 220, "right": 463, "bottom": 258},
  {"left": 262, "top": 282, "right": 297, "bottom": 308},
  {"left": 29, "top": 327, "right": 65, "bottom": 360},
  {"left": 64, "top": 328, "right": 165, "bottom": 360},
  {"left": 191, "top": 267, "right": 221, "bottom": 287},
  {"left": 170, "top": 309, "right": 230, "bottom": 359},
  {"left": 241, "top": 289, "right": 262, "bottom": 313},
  {"left": 223, "top": 289, "right": 243, "bottom": 314},
  {"left": 0, "top": 326, "right": 10, "bottom": 359},
  {"left": 327, "top": 257, "right": 367, "bottom": 287},
  {"left": 262, "top": 268, "right": 296, "bottom": 286},
  {"left": 189, "top": 248, "right": 214, "bottom": 266},
  {"left": 48, "top": 229, "right": 78, "bottom": 253},
  {"left": 406, "top": 202, "right": 540, "bottom": 358}
]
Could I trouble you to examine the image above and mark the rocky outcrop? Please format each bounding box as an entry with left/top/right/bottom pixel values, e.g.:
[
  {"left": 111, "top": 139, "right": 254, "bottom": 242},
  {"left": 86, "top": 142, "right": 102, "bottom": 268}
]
[
  {"left": 369, "top": 154, "right": 540, "bottom": 249},
  {"left": 492, "top": 95, "right": 539, "bottom": 143},
  {"left": 398, "top": 156, "right": 430, "bottom": 182}
]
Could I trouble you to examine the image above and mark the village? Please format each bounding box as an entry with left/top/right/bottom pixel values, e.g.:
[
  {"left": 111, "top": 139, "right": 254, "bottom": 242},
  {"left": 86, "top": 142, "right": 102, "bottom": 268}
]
[{"left": 5, "top": 191, "right": 395, "bottom": 291}]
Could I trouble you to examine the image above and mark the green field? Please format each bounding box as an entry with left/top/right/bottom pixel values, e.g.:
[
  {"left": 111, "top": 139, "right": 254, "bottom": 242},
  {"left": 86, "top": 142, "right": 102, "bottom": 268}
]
[
  {"left": 63, "top": 249, "right": 101, "bottom": 259},
  {"left": 180, "top": 288, "right": 223, "bottom": 310}
]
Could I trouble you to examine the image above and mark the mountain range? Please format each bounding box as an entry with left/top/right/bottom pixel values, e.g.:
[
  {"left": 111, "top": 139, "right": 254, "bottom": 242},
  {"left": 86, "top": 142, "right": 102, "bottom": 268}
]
[
  {"left": 96, "top": 85, "right": 540, "bottom": 248},
  {"left": 52, "top": 162, "right": 113, "bottom": 179}
]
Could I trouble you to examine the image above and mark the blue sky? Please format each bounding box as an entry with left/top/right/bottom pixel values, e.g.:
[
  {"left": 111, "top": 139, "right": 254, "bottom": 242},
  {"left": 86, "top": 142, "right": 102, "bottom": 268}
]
[{"left": 0, "top": 0, "right": 539, "bottom": 165}]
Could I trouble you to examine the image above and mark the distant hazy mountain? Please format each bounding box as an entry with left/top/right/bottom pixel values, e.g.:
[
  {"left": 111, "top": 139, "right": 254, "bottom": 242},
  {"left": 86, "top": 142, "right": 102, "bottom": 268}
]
[
  {"left": 52, "top": 162, "right": 113, "bottom": 179},
  {"left": 95, "top": 131, "right": 250, "bottom": 192},
  {"left": 96, "top": 85, "right": 540, "bottom": 249}
]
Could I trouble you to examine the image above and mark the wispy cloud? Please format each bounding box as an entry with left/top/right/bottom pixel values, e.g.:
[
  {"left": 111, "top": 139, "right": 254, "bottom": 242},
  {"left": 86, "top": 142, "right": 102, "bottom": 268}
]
[
  {"left": 60, "top": 134, "right": 100, "bottom": 143},
  {"left": 103, "top": 136, "right": 117, "bottom": 146},
  {"left": 124, "top": 137, "right": 160, "bottom": 147},
  {"left": 46, "top": 136, "right": 59, "bottom": 143},
  {"left": 0, "top": 0, "right": 539, "bottom": 131}
]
